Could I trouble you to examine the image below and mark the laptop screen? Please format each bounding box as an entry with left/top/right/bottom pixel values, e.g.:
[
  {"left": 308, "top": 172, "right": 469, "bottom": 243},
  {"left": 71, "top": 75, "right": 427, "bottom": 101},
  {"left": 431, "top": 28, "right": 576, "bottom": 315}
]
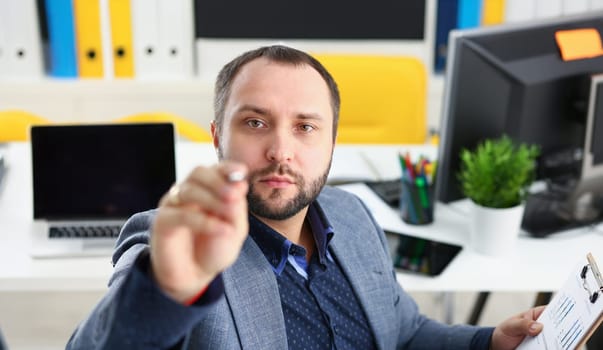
[{"left": 31, "top": 123, "right": 176, "bottom": 220}]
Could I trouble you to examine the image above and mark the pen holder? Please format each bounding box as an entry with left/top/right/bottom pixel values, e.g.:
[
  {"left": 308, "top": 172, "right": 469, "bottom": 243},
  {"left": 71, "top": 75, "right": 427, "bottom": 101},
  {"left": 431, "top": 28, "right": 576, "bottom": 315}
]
[{"left": 399, "top": 177, "right": 434, "bottom": 225}]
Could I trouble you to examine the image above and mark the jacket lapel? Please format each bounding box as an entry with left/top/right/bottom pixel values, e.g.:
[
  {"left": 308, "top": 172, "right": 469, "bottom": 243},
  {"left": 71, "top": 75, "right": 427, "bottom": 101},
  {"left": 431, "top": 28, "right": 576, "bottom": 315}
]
[
  {"left": 328, "top": 207, "right": 394, "bottom": 350},
  {"left": 220, "top": 187, "right": 394, "bottom": 349},
  {"left": 222, "top": 237, "right": 288, "bottom": 349}
]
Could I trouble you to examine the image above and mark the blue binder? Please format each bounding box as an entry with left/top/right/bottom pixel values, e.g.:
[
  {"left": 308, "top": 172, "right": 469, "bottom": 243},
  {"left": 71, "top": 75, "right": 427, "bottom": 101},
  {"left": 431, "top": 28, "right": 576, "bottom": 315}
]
[
  {"left": 457, "top": 0, "right": 482, "bottom": 29},
  {"left": 44, "top": 0, "right": 77, "bottom": 77},
  {"left": 434, "top": 0, "right": 459, "bottom": 73}
]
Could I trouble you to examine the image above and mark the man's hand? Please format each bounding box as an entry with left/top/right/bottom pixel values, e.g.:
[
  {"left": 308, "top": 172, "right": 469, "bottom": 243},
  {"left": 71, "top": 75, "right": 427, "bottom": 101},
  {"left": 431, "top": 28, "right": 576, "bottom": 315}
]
[
  {"left": 490, "top": 305, "right": 545, "bottom": 350},
  {"left": 150, "top": 161, "right": 248, "bottom": 304}
]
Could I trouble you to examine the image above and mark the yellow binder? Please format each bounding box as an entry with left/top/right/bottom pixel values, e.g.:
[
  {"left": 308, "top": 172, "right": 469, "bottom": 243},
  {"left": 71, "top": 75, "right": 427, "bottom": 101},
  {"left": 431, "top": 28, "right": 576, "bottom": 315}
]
[
  {"left": 109, "top": 0, "right": 134, "bottom": 77},
  {"left": 482, "top": 0, "right": 505, "bottom": 26},
  {"left": 73, "top": 0, "right": 104, "bottom": 77}
]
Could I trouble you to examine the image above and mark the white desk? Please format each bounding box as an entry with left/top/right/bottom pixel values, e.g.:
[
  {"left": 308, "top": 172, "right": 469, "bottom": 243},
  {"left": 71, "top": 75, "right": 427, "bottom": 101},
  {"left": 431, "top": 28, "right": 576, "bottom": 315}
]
[
  {"left": 0, "top": 142, "right": 218, "bottom": 291},
  {"left": 0, "top": 142, "right": 601, "bottom": 293}
]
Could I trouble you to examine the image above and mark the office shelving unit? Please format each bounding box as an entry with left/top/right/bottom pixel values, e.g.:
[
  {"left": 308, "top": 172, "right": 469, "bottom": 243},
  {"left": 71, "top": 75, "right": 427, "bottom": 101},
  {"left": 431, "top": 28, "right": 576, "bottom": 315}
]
[
  {"left": 0, "top": 79, "right": 214, "bottom": 127},
  {"left": 0, "top": 0, "right": 440, "bottom": 128}
]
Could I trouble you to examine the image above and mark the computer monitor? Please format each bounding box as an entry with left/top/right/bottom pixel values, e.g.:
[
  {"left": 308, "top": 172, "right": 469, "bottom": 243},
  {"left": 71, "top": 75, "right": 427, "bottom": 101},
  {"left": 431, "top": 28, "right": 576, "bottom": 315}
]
[
  {"left": 436, "top": 12, "right": 603, "bottom": 206},
  {"left": 583, "top": 75, "right": 603, "bottom": 180},
  {"left": 567, "top": 74, "right": 603, "bottom": 221}
]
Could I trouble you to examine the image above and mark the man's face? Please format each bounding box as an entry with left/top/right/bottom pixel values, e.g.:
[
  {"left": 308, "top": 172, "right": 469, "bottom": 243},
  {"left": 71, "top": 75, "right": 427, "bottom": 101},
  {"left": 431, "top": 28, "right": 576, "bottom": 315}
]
[{"left": 213, "top": 57, "right": 335, "bottom": 220}]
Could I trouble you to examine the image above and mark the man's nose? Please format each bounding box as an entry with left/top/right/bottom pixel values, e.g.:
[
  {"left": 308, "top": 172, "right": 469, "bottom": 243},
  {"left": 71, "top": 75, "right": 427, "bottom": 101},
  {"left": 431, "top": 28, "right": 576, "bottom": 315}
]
[{"left": 266, "top": 130, "right": 293, "bottom": 163}]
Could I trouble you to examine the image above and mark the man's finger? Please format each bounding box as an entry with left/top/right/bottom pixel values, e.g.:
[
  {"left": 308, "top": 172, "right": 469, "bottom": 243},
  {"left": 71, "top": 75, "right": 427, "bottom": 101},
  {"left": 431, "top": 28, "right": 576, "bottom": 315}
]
[
  {"left": 529, "top": 305, "right": 546, "bottom": 320},
  {"left": 154, "top": 207, "right": 232, "bottom": 236}
]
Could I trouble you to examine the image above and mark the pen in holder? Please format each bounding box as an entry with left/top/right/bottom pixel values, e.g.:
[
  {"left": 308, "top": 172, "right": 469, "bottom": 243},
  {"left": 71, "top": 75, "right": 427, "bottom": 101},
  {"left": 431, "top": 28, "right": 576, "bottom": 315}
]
[
  {"left": 400, "top": 177, "right": 434, "bottom": 225},
  {"left": 398, "top": 152, "right": 435, "bottom": 225}
]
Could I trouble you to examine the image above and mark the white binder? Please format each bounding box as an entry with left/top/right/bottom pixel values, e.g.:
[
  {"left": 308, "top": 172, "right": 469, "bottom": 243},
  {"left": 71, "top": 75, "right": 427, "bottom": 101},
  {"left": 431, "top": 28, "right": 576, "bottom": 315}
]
[
  {"left": 504, "top": 0, "right": 536, "bottom": 23},
  {"left": 131, "top": 0, "right": 161, "bottom": 79},
  {"left": 0, "top": 2, "right": 9, "bottom": 78},
  {"left": 535, "top": 0, "right": 562, "bottom": 19},
  {"left": 562, "top": 0, "right": 589, "bottom": 15},
  {"left": 157, "top": 0, "right": 194, "bottom": 78},
  {"left": 591, "top": 0, "right": 603, "bottom": 10},
  {"left": 0, "top": 0, "right": 44, "bottom": 80},
  {"left": 99, "top": 0, "right": 115, "bottom": 79}
]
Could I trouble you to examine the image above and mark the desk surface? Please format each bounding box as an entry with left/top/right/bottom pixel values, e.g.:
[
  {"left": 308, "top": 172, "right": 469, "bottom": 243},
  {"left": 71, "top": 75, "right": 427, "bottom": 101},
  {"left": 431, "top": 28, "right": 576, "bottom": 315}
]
[{"left": 0, "top": 142, "right": 601, "bottom": 292}]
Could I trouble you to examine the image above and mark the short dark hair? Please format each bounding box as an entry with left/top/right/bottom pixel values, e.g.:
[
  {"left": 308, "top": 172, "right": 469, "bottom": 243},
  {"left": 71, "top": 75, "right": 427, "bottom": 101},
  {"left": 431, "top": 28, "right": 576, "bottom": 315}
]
[{"left": 213, "top": 45, "right": 340, "bottom": 140}]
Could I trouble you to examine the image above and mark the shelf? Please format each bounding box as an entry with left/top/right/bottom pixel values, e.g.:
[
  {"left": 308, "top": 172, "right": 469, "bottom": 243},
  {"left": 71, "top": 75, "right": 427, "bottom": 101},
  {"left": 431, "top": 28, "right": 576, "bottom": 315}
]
[
  {"left": 0, "top": 79, "right": 215, "bottom": 129},
  {"left": 0, "top": 72, "right": 447, "bottom": 134}
]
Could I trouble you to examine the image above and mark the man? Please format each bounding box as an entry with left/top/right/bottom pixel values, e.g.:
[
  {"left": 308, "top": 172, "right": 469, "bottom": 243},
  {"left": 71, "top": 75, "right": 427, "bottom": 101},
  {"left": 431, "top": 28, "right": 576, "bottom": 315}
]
[{"left": 67, "top": 45, "right": 544, "bottom": 349}]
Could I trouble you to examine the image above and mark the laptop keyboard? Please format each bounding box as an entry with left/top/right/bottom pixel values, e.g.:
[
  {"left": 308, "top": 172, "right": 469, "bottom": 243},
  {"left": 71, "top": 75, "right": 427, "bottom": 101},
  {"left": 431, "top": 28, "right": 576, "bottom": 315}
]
[
  {"left": 365, "top": 178, "right": 402, "bottom": 207},
  {"left": 48, "top": 225, "right": 121, "bottom": 239}
]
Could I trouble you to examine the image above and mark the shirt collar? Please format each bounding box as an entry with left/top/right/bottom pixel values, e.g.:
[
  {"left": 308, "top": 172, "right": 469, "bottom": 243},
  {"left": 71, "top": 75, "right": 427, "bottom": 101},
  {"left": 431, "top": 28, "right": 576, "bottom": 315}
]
[
  {"left": 307, "top": 201, "right": 335, "bottom": 265},
  {"left": 248, "top": 200, "right": 335, "bottom": 275}
]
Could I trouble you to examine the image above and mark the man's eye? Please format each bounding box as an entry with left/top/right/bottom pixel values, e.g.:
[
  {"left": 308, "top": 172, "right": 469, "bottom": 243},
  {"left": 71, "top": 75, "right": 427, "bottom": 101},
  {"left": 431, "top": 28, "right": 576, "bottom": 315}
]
[
  {"left": 299, "top": 124, "right": 315, "bottom": 132},
  {"left": 247, "top": 120, "right": 265, "bottom": 128}
]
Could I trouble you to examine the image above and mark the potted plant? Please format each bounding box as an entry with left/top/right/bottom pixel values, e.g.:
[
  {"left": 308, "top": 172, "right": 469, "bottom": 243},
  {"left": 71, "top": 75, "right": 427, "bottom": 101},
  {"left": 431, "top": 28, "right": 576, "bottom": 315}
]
[{"left": 458, "top": 135, "right": 540, "bottom": 256}]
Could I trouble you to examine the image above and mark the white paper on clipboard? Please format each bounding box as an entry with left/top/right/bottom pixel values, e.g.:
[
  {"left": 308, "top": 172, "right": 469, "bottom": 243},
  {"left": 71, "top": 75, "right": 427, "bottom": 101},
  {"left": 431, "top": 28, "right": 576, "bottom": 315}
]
[{"left": 518, "top": 253, "right": 603, "bottom": 350}]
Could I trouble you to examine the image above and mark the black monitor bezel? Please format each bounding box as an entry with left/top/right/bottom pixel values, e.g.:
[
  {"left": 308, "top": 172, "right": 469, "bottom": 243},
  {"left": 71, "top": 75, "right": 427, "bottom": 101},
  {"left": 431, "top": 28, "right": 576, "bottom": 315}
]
[{"left": 436, "top": 12, "right": 603, "bottom": 204}]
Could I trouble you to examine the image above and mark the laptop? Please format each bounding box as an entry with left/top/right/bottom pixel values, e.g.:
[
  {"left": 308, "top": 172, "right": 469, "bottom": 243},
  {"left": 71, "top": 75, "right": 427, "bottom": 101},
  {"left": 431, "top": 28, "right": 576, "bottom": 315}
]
[{"left": 29, "top": 123, "right": 176, "bottom": 258}]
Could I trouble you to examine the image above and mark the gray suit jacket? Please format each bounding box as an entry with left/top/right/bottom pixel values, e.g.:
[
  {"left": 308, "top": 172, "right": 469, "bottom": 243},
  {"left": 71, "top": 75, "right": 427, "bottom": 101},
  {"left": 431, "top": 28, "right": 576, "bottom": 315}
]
[{"left": 67, "top": 186, "right": 483, "bottom": 349}]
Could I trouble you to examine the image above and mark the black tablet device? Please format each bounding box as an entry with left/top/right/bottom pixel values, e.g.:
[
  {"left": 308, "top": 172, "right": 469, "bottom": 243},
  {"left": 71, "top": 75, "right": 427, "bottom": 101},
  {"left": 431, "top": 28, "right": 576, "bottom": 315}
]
[{"left": 387, "top": 231, "right": 462, "bottom": 276}]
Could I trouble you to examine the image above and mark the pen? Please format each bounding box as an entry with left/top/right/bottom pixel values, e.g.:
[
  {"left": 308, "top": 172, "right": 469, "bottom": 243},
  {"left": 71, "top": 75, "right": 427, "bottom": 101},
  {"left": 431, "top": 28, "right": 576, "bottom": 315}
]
[
  {"left": 587, "top": 253, "right": 603, "bottom": 290},
  {"left": 404, "top": 152, "right": 414, "bottom": 180},
  {"left": 424, "top": 163, "right": 434, "bottom": 184},
  {"left": 411, "top": 184, "right": 425, "bottom": 223},
  {"left": 227, "top": 170, "right": 246, "bottom": 182},
  {"left": 402, "top": 182, "right": 419, "bottom": 223},
  {"left": 416, "top": 177, "right": 430, "bottom": 209},
  {"left": 415, "top": 176, "right": 433, "bottom": 222},
  {"left": 398, "top": 152, "right": 407, "bottom": 176}
]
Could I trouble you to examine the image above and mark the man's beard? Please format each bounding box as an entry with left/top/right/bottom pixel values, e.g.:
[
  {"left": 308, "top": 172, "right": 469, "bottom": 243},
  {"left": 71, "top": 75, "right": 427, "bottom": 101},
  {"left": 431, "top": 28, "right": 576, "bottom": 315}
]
[{"left": 247, "top": 162, "right": 330, "bottom": 220}]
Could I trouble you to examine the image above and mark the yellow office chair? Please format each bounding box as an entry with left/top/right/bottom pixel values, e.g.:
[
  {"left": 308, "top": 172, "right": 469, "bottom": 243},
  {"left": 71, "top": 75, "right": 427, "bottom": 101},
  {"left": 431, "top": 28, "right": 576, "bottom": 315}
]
[
  {"left": 312, "top": 54, "right": 427, "bottom": 144},
  {"left": 0, "top": 110, "right": 50, "bottom": 142},
  {"left": 115, "top": 112, "right": 212, "bottom": 142}
]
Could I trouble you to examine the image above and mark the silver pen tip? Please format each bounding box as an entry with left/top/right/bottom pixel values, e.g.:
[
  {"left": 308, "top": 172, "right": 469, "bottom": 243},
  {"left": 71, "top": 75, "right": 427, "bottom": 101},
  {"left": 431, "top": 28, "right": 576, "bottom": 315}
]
[{"left": 228, "top": 171, "right": 246, "bottom": 182}]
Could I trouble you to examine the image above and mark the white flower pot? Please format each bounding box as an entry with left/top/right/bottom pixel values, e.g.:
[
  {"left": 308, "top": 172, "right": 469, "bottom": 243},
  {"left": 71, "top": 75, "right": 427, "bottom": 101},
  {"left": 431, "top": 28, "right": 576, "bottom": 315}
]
[{"left": 470, "top": 201, "right": 525, "bottom": 257}]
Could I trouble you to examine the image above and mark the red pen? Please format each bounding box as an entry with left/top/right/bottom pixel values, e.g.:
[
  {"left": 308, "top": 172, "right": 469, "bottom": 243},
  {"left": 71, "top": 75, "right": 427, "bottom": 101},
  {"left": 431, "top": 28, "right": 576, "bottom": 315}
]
[{"left": 404, "top": 152, "right": 414, "bottom": 180}]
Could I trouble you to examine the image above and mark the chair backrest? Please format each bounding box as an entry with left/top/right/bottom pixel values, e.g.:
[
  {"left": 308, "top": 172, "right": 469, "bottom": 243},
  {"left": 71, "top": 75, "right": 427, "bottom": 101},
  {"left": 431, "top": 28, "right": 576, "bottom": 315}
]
[
  {"left": 114, "top": 112, "right": 212, "bottom": 142},
  {"left": 0, "top": 110, "right": 50, "bottom": 142},
  {"left": 312, "top": 54, "right": 427, "bottom": 144}
]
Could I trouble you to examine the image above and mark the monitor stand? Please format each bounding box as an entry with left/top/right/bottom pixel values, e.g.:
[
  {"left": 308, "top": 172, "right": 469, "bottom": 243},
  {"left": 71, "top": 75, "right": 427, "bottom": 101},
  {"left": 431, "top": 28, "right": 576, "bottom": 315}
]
[
  {"left": 521, "top": 176, "right": 603, "bottom": 238},
  {"left": 565, "top": 175, "right": 603, "bottom": 220}
]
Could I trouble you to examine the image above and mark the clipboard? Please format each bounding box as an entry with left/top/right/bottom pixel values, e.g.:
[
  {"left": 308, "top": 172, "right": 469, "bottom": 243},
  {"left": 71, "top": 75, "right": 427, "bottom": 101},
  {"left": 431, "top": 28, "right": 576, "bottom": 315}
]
[{"left": 518, "top": 253, "right": 603, "bottom": 350}]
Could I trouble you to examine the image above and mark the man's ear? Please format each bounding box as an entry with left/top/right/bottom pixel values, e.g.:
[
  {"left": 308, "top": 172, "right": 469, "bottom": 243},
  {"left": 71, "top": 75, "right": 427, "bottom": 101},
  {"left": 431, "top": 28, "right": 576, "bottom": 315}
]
[{"left": 210, "top": 120, "right": 219, "bottom": 149}]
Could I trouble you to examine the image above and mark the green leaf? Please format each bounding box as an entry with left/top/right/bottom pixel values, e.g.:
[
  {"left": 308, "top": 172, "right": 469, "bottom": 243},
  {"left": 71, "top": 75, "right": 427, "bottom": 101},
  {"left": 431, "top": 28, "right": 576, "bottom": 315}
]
[{"left": 457, "top": 135, "right": 540, "bottom": 208}]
